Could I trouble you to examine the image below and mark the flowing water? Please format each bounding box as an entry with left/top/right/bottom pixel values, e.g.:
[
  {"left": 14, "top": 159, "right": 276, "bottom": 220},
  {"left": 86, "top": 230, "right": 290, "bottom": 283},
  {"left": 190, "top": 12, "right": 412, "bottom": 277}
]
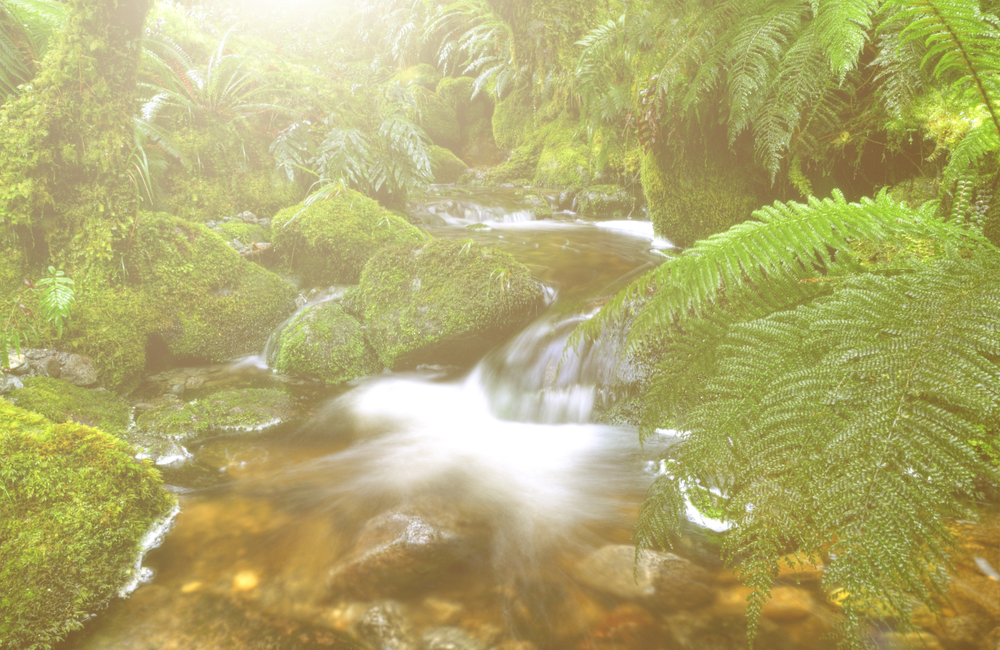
[{"left": 57, "top": 188, "right": 997, "bottom": 650}]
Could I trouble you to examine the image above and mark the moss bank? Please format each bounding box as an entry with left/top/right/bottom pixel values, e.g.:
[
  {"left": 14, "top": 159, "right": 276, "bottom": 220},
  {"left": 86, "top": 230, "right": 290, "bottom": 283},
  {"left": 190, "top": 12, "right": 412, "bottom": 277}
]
[
  {"left": 134, "top": 387, "right": 296, "bottom": 441},
  {"left": 273, "top": 302, "right": 381, "bottom": 384},
  {"left": 7, "top": 377, "right": 131, "bottom": 437},
  {"left": 345, "top": 239, "right": 546, "bottom": 368},
  {"left": 272, "top": 189, "right": 428, "bottom": 285},
  {"left": 0, "top": 401, "right": 174, "bottom": 650}
]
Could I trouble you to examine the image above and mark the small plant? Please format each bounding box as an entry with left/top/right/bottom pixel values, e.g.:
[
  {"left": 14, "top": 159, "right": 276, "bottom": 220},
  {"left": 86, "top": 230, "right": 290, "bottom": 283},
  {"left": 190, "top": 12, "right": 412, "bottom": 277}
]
[{"left": 1, "top": 266, "right": 75, "bottom": 370}]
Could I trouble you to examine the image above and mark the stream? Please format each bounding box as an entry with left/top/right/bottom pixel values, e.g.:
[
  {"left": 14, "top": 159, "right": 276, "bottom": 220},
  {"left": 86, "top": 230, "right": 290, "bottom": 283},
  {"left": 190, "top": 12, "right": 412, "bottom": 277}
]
[{"left": 56, "top": 188, "right": 990, "bottom": 650}]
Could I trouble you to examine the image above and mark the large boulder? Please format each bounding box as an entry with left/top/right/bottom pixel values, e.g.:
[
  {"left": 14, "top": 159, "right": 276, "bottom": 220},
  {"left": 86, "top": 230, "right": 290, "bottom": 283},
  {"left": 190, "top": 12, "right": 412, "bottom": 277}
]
[
  {"left": 272, "top": 302, "right": 381, "bottom": 384},
  {"left": 272, "top": 190, "right": 428, "bottom": 286},
  {"left": 129, "top": 212, "right": 298, "bottom": 364},
  {"left": 428, "top": 145, "right": 469, "bottom": 184},
  {"left": 7, "top": 376, "right": 131, "bottom": 437},
  {"left": 0, "top": 401, "right": 175, "bottom": 650},
  {"left": 344, "top": 239, "right": 546, "bottom": 369}
]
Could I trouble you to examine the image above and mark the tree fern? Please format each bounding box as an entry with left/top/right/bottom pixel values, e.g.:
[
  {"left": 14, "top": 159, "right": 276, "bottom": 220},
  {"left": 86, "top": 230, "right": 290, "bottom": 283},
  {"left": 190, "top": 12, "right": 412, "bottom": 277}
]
[{"left": 0, "top": 0, "right": 64, "bottom": 98}]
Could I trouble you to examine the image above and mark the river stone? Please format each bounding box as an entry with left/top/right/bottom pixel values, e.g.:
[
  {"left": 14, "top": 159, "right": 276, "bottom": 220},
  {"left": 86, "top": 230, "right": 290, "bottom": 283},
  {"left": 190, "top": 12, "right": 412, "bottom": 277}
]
[
  {"left": 760, "top": 586, "right": 814, "bottom": 620},
  {"left": 574, "top": 544, "right": 713, "bottom": 612},
  {"left": 356, "top": 601, "right": 422, "bottom": 650},
  {"left": 328, "top": 510, "right": 468, "bottom": 599},
  {"left": 133, "top": 388, "right": 296, "bottom": 443},
  {"left": 272, "top": 302, "right": 381, "bottom": 384},
  {"left": 344, "top": 239, "right": 546, "bottom": 369},
  {"left": 423, "top": 627, "right": 485, "bottom": 650},
  {"left": 0, "top": 373, "right": 23, "bottom": 394},
  {"left": 57, "top": 352, "right": 99, "bottom": 386}
]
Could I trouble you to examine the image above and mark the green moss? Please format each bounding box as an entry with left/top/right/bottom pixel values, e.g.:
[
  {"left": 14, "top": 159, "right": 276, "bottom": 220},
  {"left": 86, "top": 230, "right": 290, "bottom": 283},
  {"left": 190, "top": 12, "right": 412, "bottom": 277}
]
[
  {"left": 8, "top": 377, "right": 131, "bottom": 437},
  {"left": 887, "top": 176, "right": 939, "bottom": 209},
  {"left": 127, "top": 212, "right": 298, "bottom": 362},
  {"left": 492, "top": 84, "right": 534, "bottom": 151},
  {"left": 641, "top": 145, "right": 767, "bottom": 248},
  {"left": 133, "top": 387, "right": 296, "bottom": 441},
  {"left": 218, "top": 221, "right": 269, "bottom": 245},
  {"left": 416, "top": 88, "right": 461, "bottom": 151},
  {"left": 162, "top": 166, "right": 302, "bottom": 223},
  {"left": 437, "top": 76, "right": 476, "bottom": 112},
  {"left": 428, "top": 145, "right": 469, "bottom": 184},
  {"left": 271, "top": 189, "right": 428, "bottom": 285},
  {"left": 344, "top": 239, "right": 546, "bottom": 368},
  {"left": 273, "top": 302, "right": 381, "bottom": 384},
  {"left": 392, "top": 63, "right": 442, "bottom": 90},
  {"left": 576, "top": 185, "right": 639, "bottom": 217},
  {"left": 532, "top": 116, "right": 592, "bottom": 189},
  {"left": 0, "top": 400, "right": 174, "bottom": 650}
]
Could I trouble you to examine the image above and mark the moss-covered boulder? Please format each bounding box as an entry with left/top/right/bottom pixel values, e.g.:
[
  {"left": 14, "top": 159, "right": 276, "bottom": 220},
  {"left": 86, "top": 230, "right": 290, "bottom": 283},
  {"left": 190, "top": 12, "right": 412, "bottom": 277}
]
[
  {"left": 272, "top": 303, "right": 381, "bottom": 384},
  {"left": 428, "top": 145, "right": 469, "bottom": 184},
  {"left": 217, "top": 220, "right": 269, "bottom": 245},
  {"left": 272, "top": 189, "right": 428, "bottom": 285},
  {"left": 345, "top": 239, "right": 546, "bottom": 368},
  {"left": 576, "top": 185, "right": 640, "bottom": 217},
  {"left": 129, "top": 212, "right": 297, "bottom": 363},
  {"left": 7, "top": 377, "right": 131, "bottom": 437},
  {"left": 393, "top": 63, "right": 441, "bottom": 90},
  {"left": 417, "top": 88, "right": 461, "bottom": 151},
  {"left": 641, "top": 145, "right": 767, "bottom": 248},
  {"left": 493, "top": 84, "right": 534, "bottom": 151},
  {"left": 532, "top": 116, "right": 592, "bottom": 189},
  {"left": 134, "top": 388, "right": 296, "bottom": 442},
  {"left": 0, "top": 401, "right": 175, "bottom": 650}
]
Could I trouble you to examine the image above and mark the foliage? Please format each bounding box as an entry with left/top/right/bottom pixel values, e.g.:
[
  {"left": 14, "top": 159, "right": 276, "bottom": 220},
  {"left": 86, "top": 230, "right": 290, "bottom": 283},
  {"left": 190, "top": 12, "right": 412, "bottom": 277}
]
[
  {"left": 0, "top": 266, "right": 74, "bottom": 370},
  {"left": 7, "top": 376, "right": 131, "bottom": 437},
  {"left": 0, "top": 400, "right": 175, "bottom": 650},
  {"left": 0, "top": 0, "right": 64, "bottom": 98},
  {"left": 579, "top": 189, "right": 1000, "bottom": 646}
]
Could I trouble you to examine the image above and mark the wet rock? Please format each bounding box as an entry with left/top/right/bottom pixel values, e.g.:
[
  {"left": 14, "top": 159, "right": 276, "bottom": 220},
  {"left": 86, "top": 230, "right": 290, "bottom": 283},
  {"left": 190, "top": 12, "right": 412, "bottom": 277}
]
[
  {"left": 662, "top": 611, "right": 797, "bottom": 650},
  {"left": 56, "top": 352, "right": 98, "bottom": 386},
  {"left": 873, "top": 631, "right": 944, "bottom": 650},
  {"left": 344, "top": 239, "right": 546, "bottom": 369},
  {"left": 133, "top": 387, "right": 296, "bottom": 448},
  {"left": 776, "top": 552, "right": 824, "bottom": 581},
  {"left": 423, "top": 627, "right": 485, "bottom": 650},
  {"left": 185, "top": 375, "right": 205, "bottom": 391},
  {"left": 760, "top": 586, "right": 815, "bottom": 620},
  {"left": 272, "top": 302, "right": 381, "bottom": 385},
  {"left": 574, "top": 544, "right": 714, "bottom": 612},
  {"left": 6, "top": 353, "right": 26, "bottom": 371},
  {"left": 942, "top": 615, "right": 984, "bottom": 649},
  {"left": 575, "top": 186, "right": 639, "bottom": 218},
  {"left": 981, "top": 627, "right": 1000, "bottom": 650},
  {"left": 356, "top": 601, "right": 423, "bottom": 650},
  {"left": 580, "top": 603, "right": 667, "bottom": 650},
  {"left": 491, "top": 642, "right": 537, "bottom": 650},
  {"left": 424, "top": 597, "right": 464, "bottom": 625},
  {"left": 328, "top": 510, "right": 469, "bottom": 599},
  {"left": 0, "top": 373, "right": 23, "bottom": 394},
  {"left": 503, "top": 578, "right": 608, "bottom": 647}
]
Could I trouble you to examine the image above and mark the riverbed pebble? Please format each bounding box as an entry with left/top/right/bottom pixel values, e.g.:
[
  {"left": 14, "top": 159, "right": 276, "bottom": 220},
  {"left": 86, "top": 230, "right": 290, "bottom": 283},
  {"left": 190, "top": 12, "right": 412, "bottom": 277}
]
[{"left": 356, "top": 601, "right": 422, "bottom": 650}]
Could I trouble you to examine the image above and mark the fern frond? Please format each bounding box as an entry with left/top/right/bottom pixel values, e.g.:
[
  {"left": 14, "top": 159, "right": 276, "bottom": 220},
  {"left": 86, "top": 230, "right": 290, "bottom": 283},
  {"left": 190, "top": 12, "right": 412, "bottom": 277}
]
[
  {"left": 813, "top": 0, "right": 879, "bottom": 82},
  {"left": 943, "top": 116, "right": 1000, "bottom": 185}
]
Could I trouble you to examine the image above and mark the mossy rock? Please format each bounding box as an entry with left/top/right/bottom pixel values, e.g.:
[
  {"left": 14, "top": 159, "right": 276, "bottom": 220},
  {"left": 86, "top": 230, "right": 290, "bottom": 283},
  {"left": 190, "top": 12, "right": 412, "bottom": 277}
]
[
  {"left": 416, "top": 88, "right": 461, "bottom": 151},
  {"left": 272, "top": 303, "right": 381, "bottom": 384},
  {"left": 428, "top": 145, "right": 469, "bottom": 184},
  {"left": 576, "top": 185, "right": 640, "bottom": 217},
  {"left": 641, "top": 145, "right": 767, "bottom": 248},
  {"left": 7, "top": 376, "right": 131, "bottom": 437},
  {"left": 437, "top": 76, "right": 476, "bottom": 113},
  {"left": 532, "top": 116, "right": 592, "bottom": 189},
  {"left": 128, "top": 212, "right": 298, "bottom": 363},
  {"left": 271, "top": 189, "right": 428, "bottom": 285},
  {"left": 392, "top": 63, "right": 441, "bottom": 90},
  {"left": 134, "top": 388, "right": 297, "bottom": 443},
  {"left": 218, "top": 221, "right": 269, "bottom": 245},
  {"left": 492, "top": 83, "right": 534, "bottom": 151},
  {"left": 344, "top": 239, "right": 546, "bottom": 369},
  {"left": 0, "top": 401, "right": 175, "bottom": 650}
]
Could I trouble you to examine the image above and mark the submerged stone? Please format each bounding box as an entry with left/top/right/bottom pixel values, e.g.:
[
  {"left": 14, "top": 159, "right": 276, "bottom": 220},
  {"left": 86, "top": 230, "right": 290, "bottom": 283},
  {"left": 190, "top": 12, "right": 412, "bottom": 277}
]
[
  {"left": 574, "top": 544, "right": 714, "bottom": 612},
  {"left": 328, "top": 510, "right": 470, "bottom": 599},
  {"left": 7, "top": 376, "right": 132, "bottom": 437},
  {"left": 272, "top": 189, "right": 428, "bottom": 285},
  {"left": 0, "top": 401, "right": 175, "bottom": 650},
  {"left": 272, "top": 302, "right": 381, "bottom": 384},
  {"left": 345, "top": 239, "right": 546, "bottom": 369},
  {"left": 357, "top": 601, "right": 423, "bottom": 650}
]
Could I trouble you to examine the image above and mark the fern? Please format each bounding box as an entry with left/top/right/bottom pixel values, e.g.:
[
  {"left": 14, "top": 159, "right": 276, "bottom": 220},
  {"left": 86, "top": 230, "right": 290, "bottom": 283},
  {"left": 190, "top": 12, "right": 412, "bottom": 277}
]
[
  {"left": 578, "top": 189, "right": 998, "bottom": 646},
  {"left": 814, "top": 0, "right": 880, "bottom": 81},
  {"left": 0, "top": 0, "right": 64, "bottom": 97}
]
